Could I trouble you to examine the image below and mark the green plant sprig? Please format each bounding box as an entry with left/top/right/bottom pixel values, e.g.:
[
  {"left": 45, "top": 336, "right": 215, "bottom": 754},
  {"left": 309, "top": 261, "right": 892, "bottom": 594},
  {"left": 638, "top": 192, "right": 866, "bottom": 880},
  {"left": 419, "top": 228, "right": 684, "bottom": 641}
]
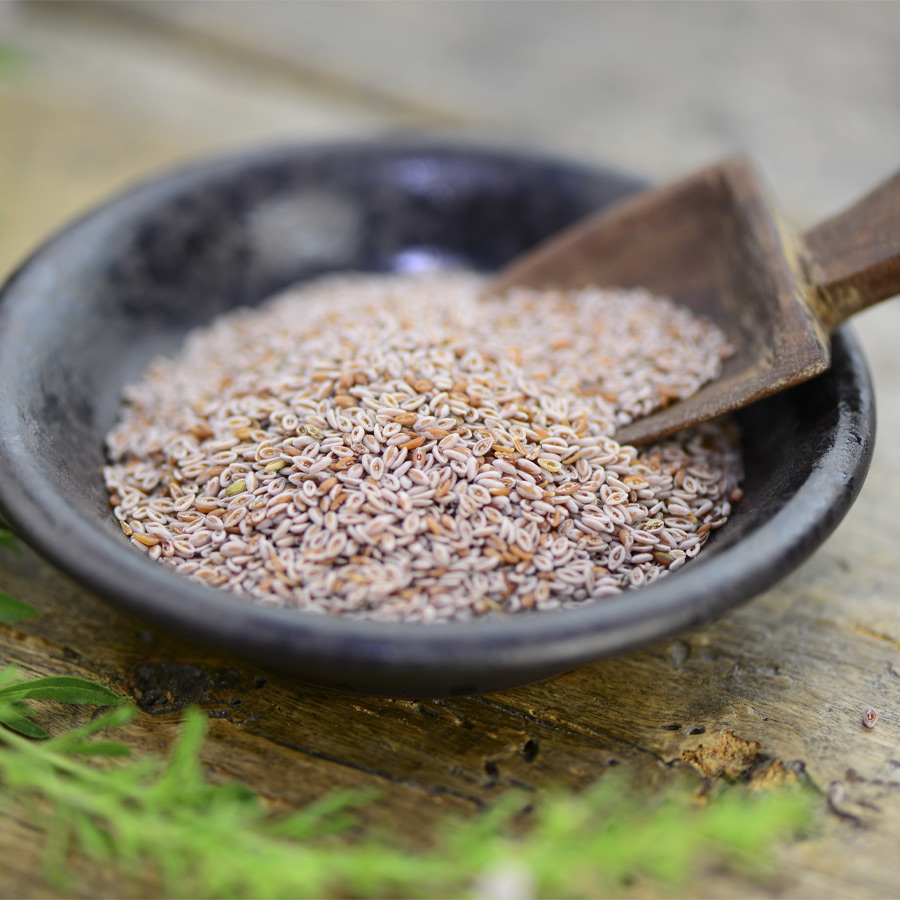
[
  {"left": 0, "top": 524, "right": 818, "bottom": 898},
  {"left": 0, "top": 666, "right": 124, "bottom": 739},
  {"left": 0, "top": 698, "right": 818, "bottom": 899},
  {"left": 0, "top": 579, "right": 125, "bottom": 737},
  {"left": 0, "top": 590, "right": 36, "bottom": 621}
]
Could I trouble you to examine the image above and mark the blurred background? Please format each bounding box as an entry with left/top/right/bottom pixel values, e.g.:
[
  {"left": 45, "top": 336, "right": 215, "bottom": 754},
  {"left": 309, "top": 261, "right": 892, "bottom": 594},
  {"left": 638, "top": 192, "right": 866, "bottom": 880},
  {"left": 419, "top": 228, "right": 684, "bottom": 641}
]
[
  {"left": 0, "top": 0, "right": 897, "bottom": 462},
  {"left": 3, "top": 0, "right": 900, "bottom": 272},
  {"left": 3, "top": 0, "right": 900, "bottom": 446}
]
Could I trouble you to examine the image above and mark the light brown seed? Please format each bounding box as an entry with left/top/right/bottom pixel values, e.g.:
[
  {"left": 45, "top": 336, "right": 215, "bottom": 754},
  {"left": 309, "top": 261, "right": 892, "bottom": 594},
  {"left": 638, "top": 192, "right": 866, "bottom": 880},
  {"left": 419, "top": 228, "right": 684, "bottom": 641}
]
[{"left": 318, "top": 477, "right": 338, "bottom": 495}]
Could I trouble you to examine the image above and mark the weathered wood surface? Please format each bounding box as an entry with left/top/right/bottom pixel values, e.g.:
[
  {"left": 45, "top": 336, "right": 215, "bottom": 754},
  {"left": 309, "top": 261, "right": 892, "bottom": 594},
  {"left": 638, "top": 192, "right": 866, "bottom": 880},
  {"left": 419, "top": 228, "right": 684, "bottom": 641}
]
[{"left": 2, "top": 4, "right": 900, "bottom": 897}]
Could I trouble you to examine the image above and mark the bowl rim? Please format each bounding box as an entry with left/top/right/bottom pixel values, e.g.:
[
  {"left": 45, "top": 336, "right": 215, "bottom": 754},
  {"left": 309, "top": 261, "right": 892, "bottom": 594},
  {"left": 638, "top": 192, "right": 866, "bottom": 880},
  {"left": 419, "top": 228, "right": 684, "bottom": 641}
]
[{"left": 0, "top": 140, "right": 877, "bottom": 694}]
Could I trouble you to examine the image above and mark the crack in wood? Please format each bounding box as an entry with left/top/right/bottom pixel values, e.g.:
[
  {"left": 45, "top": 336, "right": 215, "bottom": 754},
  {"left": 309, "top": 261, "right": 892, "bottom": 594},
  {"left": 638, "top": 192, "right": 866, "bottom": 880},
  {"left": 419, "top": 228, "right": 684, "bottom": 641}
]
[
  {"left": 850, "top": 623, "right": 900, "bottom": 653},
  {"left": 262, "top": 735, "right": 488, "bottom": 809},
  {"left": 468, "top": 696, "right": 670, "bottom": 764}
]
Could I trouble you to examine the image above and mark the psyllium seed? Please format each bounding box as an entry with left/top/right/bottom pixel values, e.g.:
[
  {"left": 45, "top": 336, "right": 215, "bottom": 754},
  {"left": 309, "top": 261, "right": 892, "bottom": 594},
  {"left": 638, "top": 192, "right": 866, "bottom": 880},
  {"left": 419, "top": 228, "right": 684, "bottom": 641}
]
[
  {"left": 863, "top": 707, "right": 878, "bottom": 728},
  {"left": 103, "top": 273, "right": 743, "bottom": 623}
]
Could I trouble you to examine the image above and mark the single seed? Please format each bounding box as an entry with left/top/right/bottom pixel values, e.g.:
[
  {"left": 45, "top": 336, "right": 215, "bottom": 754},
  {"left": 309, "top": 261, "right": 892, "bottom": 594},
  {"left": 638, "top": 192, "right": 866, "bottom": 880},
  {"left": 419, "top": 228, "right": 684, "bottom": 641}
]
[
  {"left": 863, "top": 707, "right": 878, "bottom": 728},
  {"left": 318, "top": 477, "right": 338, "bottom": 494},
  {"left": 225, "top": 480, "right": 246, "bottom": 497}
]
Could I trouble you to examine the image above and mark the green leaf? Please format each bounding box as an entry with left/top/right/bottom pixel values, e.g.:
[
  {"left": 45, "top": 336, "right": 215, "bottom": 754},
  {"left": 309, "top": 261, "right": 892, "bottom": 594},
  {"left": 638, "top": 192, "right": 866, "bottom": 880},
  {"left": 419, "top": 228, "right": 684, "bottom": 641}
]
[
  {"left": 0, "top": 700, "right": 50, "bottom": 739},
  {"left": 43, "top": 704, "right": 138, "bottom": 753},
  {"left": 266, "top": 788, "right": 373, "bottom": 840},
  {"left": 0, "top": 676, "right": 125, "bottom": 706},
  {"left": 73, "top": 811, "right": 113, "bottom": 862},
  {"left": 0, "top": 699, "right": 820, "bottom": 899},
  {"left": 42, "top": 805, "right": 74, "bottom": 889},
  {"left": 65, "top": 740, "right": 132, "bottom": 758},
  {"left": 153, "top": 705, "right": 206, "bottom": 793},
  {"left": 57, "top": 702, "right": 137, "bottom": 736},
  {"left": 0, "top": 590, "right": 39, "bottom": 622}
]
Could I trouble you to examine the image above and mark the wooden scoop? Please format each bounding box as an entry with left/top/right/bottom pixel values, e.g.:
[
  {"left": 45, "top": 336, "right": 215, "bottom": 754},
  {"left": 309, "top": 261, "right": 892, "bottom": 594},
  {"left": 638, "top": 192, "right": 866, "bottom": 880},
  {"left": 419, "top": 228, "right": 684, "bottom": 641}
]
[{"left": 488, "top": 156, "right": 900, "bottom": 445}]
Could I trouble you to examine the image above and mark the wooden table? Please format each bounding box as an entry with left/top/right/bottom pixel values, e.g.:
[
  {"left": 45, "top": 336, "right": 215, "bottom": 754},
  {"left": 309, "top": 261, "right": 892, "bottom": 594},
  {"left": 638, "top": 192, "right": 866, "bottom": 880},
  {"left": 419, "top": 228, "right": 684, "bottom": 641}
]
[{"left": 2, "top": 4, "right": 900, "bottom": 896}]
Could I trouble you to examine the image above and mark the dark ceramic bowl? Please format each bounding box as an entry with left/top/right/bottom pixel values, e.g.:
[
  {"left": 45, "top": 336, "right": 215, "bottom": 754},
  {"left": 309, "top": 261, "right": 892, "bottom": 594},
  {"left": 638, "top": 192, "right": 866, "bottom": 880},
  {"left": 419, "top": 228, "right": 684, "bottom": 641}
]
[{"left": 0, "top": 141, "right": 875, "bottom": 697}]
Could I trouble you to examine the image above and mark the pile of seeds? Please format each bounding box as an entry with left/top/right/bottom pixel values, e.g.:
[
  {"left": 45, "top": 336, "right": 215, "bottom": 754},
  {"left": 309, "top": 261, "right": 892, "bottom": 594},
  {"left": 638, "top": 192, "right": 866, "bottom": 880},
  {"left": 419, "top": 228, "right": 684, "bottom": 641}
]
[{"left": 103, "top": 272, "right": 743, "bottom": 622}]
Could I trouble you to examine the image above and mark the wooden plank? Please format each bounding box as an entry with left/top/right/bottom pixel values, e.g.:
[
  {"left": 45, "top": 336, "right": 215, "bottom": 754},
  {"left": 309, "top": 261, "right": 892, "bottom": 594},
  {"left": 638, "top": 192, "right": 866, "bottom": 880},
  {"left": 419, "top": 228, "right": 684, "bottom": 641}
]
[{"left": 3, "top": 528, "right": 900, "bottom": 897}]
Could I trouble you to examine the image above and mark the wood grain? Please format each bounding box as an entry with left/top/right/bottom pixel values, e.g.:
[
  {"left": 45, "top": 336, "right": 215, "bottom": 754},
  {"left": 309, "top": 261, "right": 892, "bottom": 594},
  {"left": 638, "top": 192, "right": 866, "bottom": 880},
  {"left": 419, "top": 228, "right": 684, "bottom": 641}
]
[
  {"left": 490, "top": 154, "right": 900, "bottom": 446},
  {"left": 3, "top": 527, "right": 900, "bottom": 898},
  {"left": 805, "top": 168, "right": 900, "bottom": 328},
  {"left": 489, "top": 157, "right": 834, "bottom": 446}
]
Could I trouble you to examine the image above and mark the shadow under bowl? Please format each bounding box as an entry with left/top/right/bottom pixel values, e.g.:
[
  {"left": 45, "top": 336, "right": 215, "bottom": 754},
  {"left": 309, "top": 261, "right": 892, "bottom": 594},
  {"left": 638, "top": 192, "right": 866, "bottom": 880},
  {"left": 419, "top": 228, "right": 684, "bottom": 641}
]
[{"left": 0, "top": 141, "right": 875, "bottom": 697}]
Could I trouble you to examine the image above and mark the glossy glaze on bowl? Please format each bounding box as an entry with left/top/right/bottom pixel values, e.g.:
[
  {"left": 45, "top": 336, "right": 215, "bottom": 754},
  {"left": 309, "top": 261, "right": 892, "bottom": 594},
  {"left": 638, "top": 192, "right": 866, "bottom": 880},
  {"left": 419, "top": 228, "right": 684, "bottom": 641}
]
[{"left": 0, "top": 142, "right": 875, "bottom": 696}]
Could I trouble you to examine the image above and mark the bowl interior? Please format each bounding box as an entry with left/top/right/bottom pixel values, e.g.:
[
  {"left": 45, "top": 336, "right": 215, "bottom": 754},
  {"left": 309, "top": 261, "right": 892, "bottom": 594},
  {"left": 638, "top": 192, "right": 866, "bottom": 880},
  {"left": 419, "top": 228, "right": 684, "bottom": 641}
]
[{"left": 0, "top": 142, "right": 875, "bottom": 696}]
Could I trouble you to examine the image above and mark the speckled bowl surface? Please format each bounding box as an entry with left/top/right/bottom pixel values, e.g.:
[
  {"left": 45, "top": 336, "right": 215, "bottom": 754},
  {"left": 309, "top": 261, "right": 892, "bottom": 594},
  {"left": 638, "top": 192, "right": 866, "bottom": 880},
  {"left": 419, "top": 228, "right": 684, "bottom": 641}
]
[{"left": 0, "top": 141, "right": 875, "bottom": 696}]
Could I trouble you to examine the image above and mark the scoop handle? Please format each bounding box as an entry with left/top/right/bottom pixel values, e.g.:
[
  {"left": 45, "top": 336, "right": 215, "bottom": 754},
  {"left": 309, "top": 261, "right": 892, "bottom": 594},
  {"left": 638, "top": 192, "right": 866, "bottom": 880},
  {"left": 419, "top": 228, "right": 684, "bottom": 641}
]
[{"left": 804, "top": 169, "right": 900, "bottom": 331}]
